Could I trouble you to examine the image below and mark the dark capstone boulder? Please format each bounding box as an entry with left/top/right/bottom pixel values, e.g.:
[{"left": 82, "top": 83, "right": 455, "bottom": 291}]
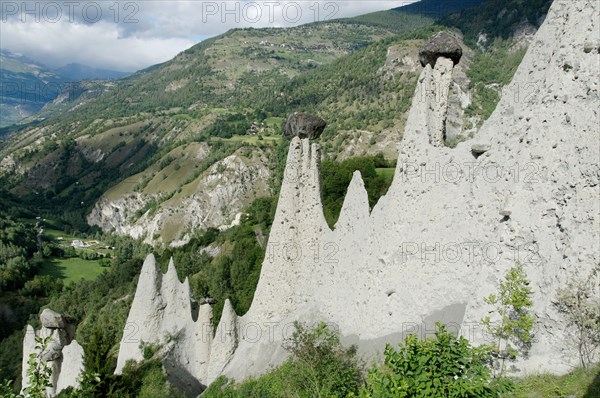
[
  {"left": 419, "top": 31, "right": 463, "bottom": 68},
  {"left": 283, "top": 112, "right": 326, "bottom": 140}
]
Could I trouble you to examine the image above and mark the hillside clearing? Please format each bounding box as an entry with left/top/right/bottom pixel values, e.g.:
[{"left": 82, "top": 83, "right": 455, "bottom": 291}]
[{"left": 39, "top": 258, "right": 106, "bottom": 284}]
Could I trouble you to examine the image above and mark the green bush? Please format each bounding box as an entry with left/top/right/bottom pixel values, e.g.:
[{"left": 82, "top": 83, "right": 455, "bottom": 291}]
[
  {"left": 55, "top": 359, "right": 184, "bottom": 398},
  {"left": 19, "top": 275, "right": 64, "bottom": 297},
  {"left": 202, "top": 322, "right": 362, "bottom": 398},
  {"left": 482, "top": 264, "right": 534, "bottom": 376},
  {"left": 142, "top": 343, "right": 160, "bottom": 361},
  {"left": 359, "top": 324, "right": 512, "bottom": 398}
]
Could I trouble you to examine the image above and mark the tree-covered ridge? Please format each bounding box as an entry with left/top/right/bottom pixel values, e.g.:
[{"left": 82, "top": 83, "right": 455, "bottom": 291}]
[
  {"left": 29, "top": 22, "right": 394, "bottom": 126},
  {"left": 256, "top": 37, "right": 420, "bottom": 140},
  {"left": 440, "top": 0, "right": 554, "bottom": 46}
]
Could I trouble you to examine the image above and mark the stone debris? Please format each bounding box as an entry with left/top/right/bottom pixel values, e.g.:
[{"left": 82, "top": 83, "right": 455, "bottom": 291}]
[{"left": 471, "top": 143, "right": 491, "bottom": 155}]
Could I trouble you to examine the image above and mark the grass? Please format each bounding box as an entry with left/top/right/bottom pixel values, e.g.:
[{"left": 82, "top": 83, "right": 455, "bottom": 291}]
[
  {"left": 376, "top": 167, "right": 395, "bottom": 182},
  {"left": 39, "top": 257, "right": 106, "bottom": 284},
  {"left": 44, "top": 228, "right": 78, "bottom": 241},
  {"left": 516, "top": 366, "right": 600, "bottom": 397},
  {"left": 43, "top": 228, "right": 94, "bottom": 244},
  {"left": 511, "top": 364, "right": 600, "bottom": 398}
]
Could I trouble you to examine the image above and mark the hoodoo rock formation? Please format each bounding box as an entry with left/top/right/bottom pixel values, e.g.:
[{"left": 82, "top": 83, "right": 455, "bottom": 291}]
[
  {"left": 21, "top": 309, "right": 84, "bottom": 397},
  {"left": 111, "top": 0, "right": 598, "bottom": 394},
  {"left": 114, "top": 257, "right": 214, "bottom": 395},
  {"left": 418, "top": 31, "right": 463, "bottom": 67}
]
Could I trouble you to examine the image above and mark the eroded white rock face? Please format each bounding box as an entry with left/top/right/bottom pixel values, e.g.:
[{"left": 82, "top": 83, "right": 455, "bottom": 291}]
[
  {"left": 87, "top": 148, "right": 271, "bottom": 245},
  {"left": 425, "top": 57, "right": 455, "bottom": 146},
  {"left": 115, "top": 255, "right": 214, "bottom": 393},
  {"left": 115, "top": 0, "right": 599, "bottom": 390},
  {"left": 56, "top": 341, "right": 85, "bottom": 394}
]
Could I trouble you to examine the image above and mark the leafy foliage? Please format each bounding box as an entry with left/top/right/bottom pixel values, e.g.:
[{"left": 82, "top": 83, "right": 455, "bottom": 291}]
[
  {"left": 482, "top": 264, "right": 534, "bottom": 376},
  {"left": 0, "top": 336, "right": 51, "bottom": 397},
  {"left": 55, "top": 360, "right": 184, "bottom": 398},
  {"left": 359, "top": 324, "right": 512, "bottom": 398},
  {"left": 0, "top": 215, "right": 41, "bottom": 294},
  {"left": 554, "top": 264, "right": 600, "bottom": 368},
  {"left": 22, "top": 336, "right": 53, "bottom": 398},
  {"left": 202, "top": 322, "right": 362, "bottom": 398}
]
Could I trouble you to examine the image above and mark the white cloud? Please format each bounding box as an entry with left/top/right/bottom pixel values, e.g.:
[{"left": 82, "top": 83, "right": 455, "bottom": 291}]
[
  {"left": 0, "top": 1, "right": 419, "bottom": 72},
  {"left": 0, "top": 19, "right": 195, "bottom": 71}
]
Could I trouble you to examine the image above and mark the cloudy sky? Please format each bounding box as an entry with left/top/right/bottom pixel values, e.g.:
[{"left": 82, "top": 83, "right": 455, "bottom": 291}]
[{"left": 0, "top": 1, "right": 419, "bottom": 72}]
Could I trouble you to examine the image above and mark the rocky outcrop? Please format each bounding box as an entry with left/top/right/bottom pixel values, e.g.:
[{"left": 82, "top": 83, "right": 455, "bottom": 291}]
[
  {"left": 21, "top": 310, "right": 84, "bottom": 397},
  {"left": 419, "top": 31, "right": 463, "bottom": 67},
  {"left": 87, "top": 148, "right": 271, "bottom": 245},
  {"left": 283, "top": 112, "right": 327, "bottom": 139},
  {"left": 115, "top": 0, "right": 598, "bottom": 391}
]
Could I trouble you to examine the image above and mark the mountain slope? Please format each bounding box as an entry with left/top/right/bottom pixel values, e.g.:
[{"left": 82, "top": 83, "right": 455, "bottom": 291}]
[
  {"left": 0, "top": 51, "right": 67, "bottom": 127},
  {"left": 336, "top": 0, "right": 488, "bottom": 32},
  {"left": 0, "top": 0, "right": 552, "bottom": 245},
  {"left": 55, "top": 63, "right": 129, "bottom": 81},
  {"left": 0, "top": 53, "right": 129, "bottom": 129}
]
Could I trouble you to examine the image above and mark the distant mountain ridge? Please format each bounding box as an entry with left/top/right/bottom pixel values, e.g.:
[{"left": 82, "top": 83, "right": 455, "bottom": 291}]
[
  {"left": 0, "top": 50, "right": 67, "bottom": 127},
  {"left": 55, "top": 63, "right": 129, "bottom": 81},
  {"left": 331, "top": 0, "right": 488, "bottom": 32},
  {"left": 0, "top": 51, "right": 128, "bottom": 128}
]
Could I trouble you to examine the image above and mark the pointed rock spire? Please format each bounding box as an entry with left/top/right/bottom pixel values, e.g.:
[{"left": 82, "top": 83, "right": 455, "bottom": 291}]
[
  {"left": 137, "top": 253, "right": 161, "bottom": 296},
  {"left": 206, "top": 299, "right": 238, "bottom": 384},
  {"left": 336, "top": 171, "right": 370, "bottom": 232}
]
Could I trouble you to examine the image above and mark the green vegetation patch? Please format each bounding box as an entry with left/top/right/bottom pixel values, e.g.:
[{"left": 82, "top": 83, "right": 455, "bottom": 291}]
[
  {"left": 511, "top": 364, "right": 600, "bottom": 398},
  {"left": 375, "top": 167, "right": 395, "bottom": 182},
  {"left": 39, "top": 258, "right": 105, "bottom": 284},
  {"left": 322, "top": 155, "right": 393, "bottom": 228},
  {"left": 211, "top": 135, "right": 282, "bottom": 146}
]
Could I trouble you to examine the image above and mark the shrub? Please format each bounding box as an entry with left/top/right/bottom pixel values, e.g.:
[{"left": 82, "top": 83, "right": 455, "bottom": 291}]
[
  {"left": 141, "top": 342, "right": 161, "bottom": 361},
  {"left": 554, "top": 264, "right": 600, "bottom": 368},
  {"left": 202, "top": 322, "right": 362, "bottom": 398},
  {"left": 282, "top": 321, "right": 362, "bottom": 398},
  {"left": 22, "top": 336, "right": 53, "bottom": 398},
  {"left": 20, "top": 275, "right": 64, "bottom": 297},
  {"left": 482, "top": 264, "right": 534, "bottom": 376},
  {"left": 359, "top": 324, "right": 512, "bottom": 398}
]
